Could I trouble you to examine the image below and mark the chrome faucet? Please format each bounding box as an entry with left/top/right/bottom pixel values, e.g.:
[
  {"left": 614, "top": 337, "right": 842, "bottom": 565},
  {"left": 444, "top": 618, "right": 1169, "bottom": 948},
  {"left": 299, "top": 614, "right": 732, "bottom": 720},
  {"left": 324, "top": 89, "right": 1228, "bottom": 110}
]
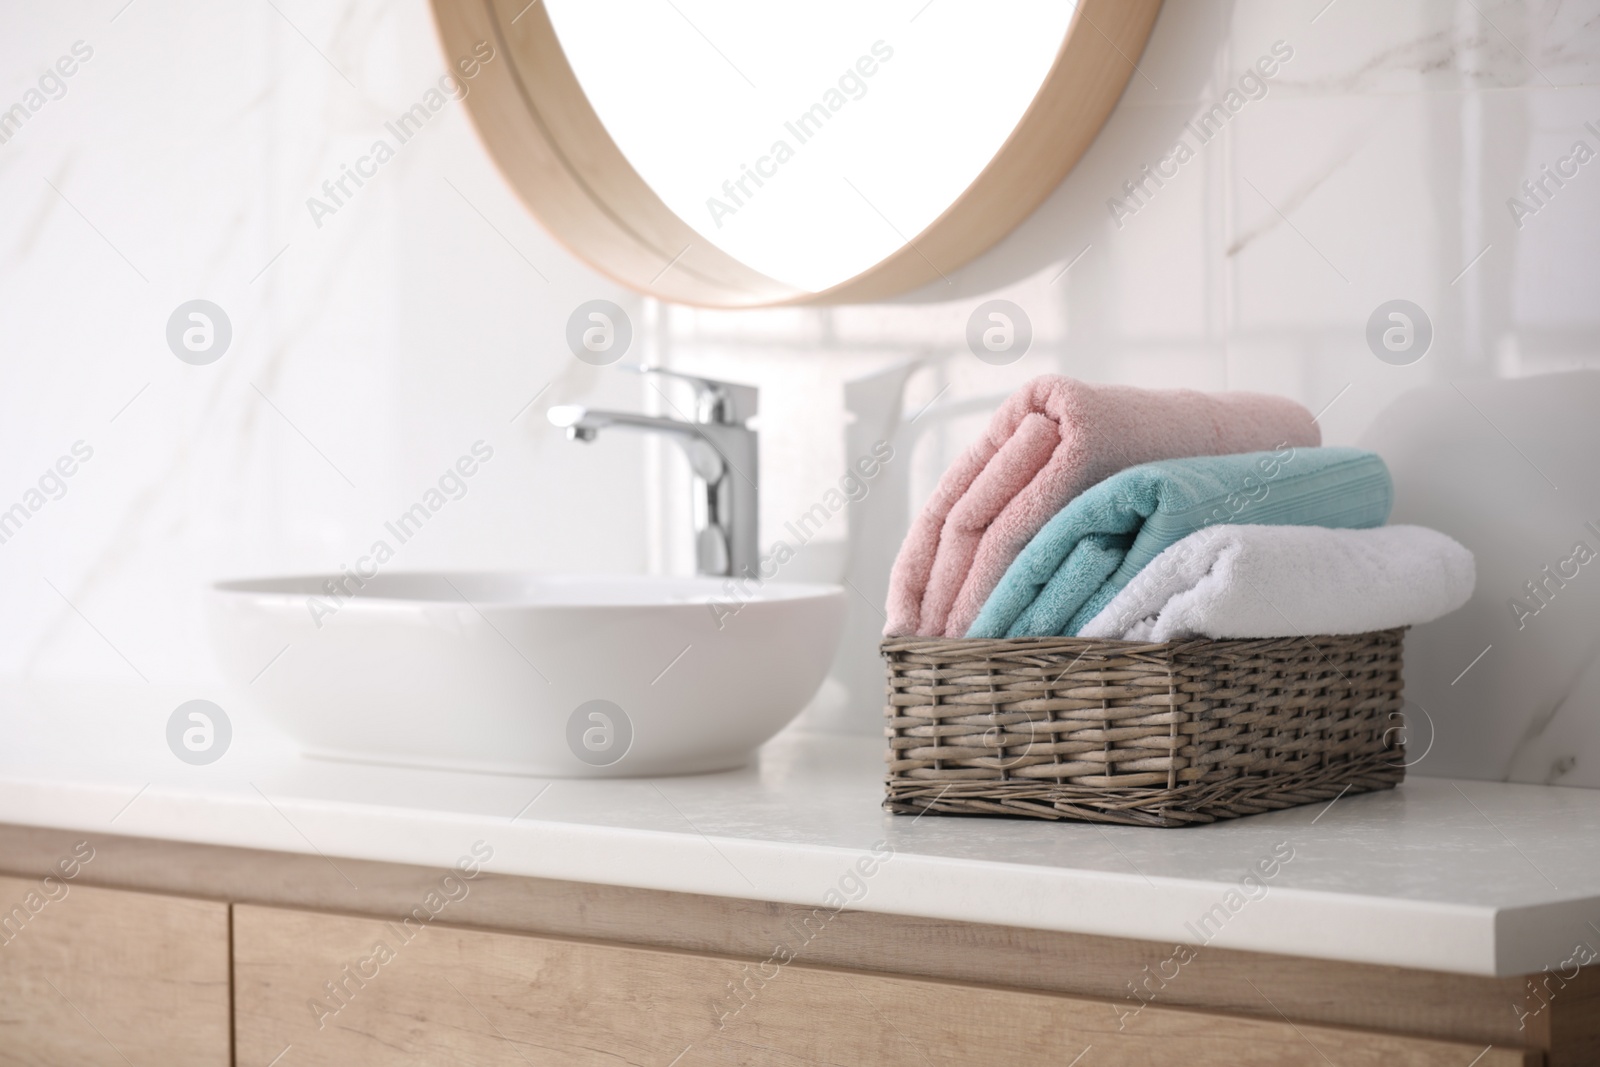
[{"left": 548, "top": 366, "right": 759, "bottom": 578}]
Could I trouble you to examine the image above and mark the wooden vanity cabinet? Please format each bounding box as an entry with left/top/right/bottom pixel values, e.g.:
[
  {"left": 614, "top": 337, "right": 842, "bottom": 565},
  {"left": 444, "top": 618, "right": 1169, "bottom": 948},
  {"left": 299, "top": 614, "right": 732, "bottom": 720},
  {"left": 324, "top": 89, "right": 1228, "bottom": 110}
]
[
  {"left": 0, "top": 826, "right": 1585, "bottom": 1066},
  {"left": 0, "top": 875, "right": 231, "bottom": 1067},
  {"left": 231, "top": 903, "right": 1535, "bottom": 1066}
]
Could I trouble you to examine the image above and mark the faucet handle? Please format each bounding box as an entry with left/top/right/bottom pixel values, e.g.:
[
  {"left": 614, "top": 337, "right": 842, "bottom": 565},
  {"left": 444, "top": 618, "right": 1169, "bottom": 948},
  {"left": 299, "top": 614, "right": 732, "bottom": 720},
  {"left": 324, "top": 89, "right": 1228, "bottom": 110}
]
[{"left": 619, "top": 364, "right": 758, "bottom": 426}]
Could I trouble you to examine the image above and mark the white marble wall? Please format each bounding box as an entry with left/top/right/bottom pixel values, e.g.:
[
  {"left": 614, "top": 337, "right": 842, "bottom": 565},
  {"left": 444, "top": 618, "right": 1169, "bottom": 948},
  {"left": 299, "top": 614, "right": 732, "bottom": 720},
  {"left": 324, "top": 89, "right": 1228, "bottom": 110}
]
[
  {"left": 4, "top": 0, "right": 1599, "bottom": 784},
  {"left": 0, "top": 0, "right": 650, "bottom": 683}
]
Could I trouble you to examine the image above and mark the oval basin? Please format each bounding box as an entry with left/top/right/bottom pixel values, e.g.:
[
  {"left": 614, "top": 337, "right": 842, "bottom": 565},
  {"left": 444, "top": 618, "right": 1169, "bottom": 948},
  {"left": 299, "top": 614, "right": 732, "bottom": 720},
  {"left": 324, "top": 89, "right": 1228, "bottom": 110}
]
[{"left": 208, "top": 573, "right": 847, "bottom": 777}]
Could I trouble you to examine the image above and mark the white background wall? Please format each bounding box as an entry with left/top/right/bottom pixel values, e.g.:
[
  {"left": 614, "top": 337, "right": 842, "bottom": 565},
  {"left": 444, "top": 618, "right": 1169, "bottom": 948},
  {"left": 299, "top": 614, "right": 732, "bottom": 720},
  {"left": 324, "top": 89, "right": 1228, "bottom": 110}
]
[
  {"left": 0, "top": 0, "right": 651, "bottom": 685},
  {"left": 3, "top": 0, "right": 1598, "bottom": 781}
]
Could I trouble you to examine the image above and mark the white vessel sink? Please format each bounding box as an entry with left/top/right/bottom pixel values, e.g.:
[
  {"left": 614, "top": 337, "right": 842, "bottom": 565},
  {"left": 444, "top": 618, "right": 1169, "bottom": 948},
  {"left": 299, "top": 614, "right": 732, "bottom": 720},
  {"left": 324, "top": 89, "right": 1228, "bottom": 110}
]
[{"left": 208, "top": 573, "right": 846, "bottom": 777}]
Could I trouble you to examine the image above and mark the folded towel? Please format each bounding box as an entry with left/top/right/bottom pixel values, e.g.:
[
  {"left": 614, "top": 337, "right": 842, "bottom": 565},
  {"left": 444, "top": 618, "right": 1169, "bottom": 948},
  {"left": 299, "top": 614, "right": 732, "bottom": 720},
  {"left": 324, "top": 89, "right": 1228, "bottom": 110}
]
[
  {"left": 1078, "top": 524, "right": 1475, "bottom": 641},
  {"left": 885, "top": 376, "right": 1320, "bottom": 638},
  {"left": 966, "top": 447, "right": 1393, "bottom": 638}
]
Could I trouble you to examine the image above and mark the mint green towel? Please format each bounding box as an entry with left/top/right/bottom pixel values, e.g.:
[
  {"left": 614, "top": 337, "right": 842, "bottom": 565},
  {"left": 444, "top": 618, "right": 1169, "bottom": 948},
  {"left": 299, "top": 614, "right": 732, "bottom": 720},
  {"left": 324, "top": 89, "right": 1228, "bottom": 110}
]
[{"left": 965, "top": 447, "right": 1393, "bottom": 638}]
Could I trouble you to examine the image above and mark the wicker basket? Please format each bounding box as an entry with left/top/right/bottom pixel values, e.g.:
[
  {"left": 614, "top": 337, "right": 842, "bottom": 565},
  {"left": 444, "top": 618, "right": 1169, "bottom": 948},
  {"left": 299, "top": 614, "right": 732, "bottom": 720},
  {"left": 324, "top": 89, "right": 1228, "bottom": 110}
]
[{"left": 882, "top": 630, "right": 1406, "bottom": 827}]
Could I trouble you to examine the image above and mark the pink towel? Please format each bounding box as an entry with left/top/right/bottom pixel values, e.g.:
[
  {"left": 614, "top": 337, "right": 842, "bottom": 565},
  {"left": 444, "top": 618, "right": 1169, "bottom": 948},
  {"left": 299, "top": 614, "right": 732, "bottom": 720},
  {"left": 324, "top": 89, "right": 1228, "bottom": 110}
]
[{"left": 885, "top": 376, "right": 1321, "bottom": 637}]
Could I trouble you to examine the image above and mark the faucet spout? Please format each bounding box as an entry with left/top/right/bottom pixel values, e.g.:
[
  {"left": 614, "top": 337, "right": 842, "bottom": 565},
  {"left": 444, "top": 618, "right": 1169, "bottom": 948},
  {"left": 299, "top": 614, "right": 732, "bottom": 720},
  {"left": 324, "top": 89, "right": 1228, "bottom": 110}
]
[
  {"left": 548, "top": 380, "right": 759, "bottom": 580},
  {"left": 548, "top": 405, "right": 725, "bottom": 482}
]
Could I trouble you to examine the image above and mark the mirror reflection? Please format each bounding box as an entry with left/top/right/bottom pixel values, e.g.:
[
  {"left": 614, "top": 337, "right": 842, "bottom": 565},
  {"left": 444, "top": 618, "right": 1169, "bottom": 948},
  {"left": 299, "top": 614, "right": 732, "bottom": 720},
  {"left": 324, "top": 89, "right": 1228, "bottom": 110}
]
[{"left": 545, "top": 0, "right": 1080, "bottom": 292}]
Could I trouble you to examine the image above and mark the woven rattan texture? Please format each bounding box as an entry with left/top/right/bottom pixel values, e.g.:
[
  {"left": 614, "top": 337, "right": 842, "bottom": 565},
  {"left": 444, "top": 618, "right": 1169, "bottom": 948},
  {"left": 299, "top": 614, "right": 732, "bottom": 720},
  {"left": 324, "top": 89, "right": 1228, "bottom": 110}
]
[{"left": 883, "top": 631, "right": 1406, "bottom": 827}]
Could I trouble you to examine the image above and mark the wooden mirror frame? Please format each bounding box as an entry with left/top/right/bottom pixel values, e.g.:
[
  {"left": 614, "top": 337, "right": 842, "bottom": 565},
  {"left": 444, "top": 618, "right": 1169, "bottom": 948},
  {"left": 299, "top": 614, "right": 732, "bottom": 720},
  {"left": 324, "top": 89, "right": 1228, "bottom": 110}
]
[{"left": 429, "top": 0, "right": 1162, "bottom": 308}]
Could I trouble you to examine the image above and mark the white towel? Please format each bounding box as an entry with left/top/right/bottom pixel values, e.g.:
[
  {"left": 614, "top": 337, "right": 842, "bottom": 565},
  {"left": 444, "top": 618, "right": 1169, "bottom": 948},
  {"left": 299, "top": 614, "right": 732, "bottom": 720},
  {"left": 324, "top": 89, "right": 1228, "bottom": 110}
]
[{"left": 1078, "top": 524, "right": 1476, "bottom": 642}]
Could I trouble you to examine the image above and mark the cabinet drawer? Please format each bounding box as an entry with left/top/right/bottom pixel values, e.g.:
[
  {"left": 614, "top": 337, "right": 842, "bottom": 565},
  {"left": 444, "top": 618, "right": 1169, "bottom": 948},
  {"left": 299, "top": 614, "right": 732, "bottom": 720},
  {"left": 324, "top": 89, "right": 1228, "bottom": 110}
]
[
  {"left": 234, "top": 903, "right": 1535, "bottom": 1066},
  {"left": 0, "top": 873, "right": 230, "bottom": 1066}
]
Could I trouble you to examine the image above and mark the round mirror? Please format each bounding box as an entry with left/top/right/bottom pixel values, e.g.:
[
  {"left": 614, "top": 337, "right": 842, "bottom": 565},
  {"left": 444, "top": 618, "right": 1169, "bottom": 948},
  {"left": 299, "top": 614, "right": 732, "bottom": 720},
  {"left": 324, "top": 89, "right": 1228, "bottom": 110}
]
[{"left": 430, "top": 0, "right": 1160, "bottom": 307}]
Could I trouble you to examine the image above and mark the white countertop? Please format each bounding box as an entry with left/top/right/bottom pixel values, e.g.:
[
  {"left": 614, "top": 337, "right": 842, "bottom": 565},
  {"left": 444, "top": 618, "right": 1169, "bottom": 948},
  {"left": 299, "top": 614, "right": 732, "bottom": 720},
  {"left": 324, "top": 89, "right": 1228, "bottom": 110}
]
[{"left": 2, "top": 681, "right": 1597, "bottom": 977}]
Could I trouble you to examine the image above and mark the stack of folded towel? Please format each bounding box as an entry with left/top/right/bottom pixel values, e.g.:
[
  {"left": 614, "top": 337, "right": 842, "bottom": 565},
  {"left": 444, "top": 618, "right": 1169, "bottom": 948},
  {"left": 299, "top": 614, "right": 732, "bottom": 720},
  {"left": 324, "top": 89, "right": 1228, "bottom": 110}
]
[{"left": 885, "top": 375, "right": 1475, "bottom": 641}]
